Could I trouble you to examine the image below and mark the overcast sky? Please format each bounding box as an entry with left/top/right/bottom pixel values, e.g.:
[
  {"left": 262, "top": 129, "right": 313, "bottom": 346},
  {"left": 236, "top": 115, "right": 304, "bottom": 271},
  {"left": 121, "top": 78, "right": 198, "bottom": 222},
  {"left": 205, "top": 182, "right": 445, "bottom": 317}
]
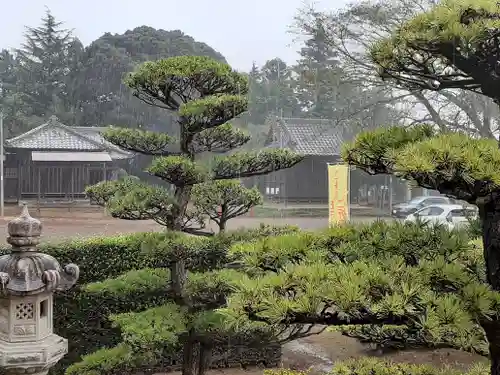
[{"left": 0, "top": 0, "right": 348, "bottom": 71}]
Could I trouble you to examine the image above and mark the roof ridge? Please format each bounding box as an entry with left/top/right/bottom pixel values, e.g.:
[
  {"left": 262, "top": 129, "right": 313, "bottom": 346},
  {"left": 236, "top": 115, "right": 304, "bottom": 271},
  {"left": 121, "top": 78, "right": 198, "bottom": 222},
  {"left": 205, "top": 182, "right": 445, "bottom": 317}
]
[
  {"left": 281, "top": 117, "right": 335, "bottom": 124},
  {"left": 71, "top": 126, "right": 108, "bottom": 130}
]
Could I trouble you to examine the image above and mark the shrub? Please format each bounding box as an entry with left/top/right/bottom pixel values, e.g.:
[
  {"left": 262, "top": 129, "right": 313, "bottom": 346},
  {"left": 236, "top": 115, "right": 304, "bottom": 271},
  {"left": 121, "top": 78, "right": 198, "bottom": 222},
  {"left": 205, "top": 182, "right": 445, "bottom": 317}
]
[
  {"left": 317, "top": 220, "right": 473, "bottom": 264},
  {"left": 42, "top": 233, "right": 169, "bottom": 373},
  {"left": 265, "top": 358, "right": 489, "bottom": 375},
  {"left": 227, "top": 220, "right": 489, "bottom": 356},
  {"left": 3, "top": 225, "right": 294, "bottom": 374},
  {"left": 66, "top": 235, "right": 285, "bottom": 375},
  {"left": 222, "top": 223, "right": 300, "bottom": 243}
]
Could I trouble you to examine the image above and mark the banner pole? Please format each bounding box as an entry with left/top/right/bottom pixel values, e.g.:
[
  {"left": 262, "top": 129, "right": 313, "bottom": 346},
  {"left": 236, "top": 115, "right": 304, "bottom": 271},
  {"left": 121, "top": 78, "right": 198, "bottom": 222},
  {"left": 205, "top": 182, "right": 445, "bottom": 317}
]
[{"left": 347, "top": 164, "right": 351, "bottom": 221}]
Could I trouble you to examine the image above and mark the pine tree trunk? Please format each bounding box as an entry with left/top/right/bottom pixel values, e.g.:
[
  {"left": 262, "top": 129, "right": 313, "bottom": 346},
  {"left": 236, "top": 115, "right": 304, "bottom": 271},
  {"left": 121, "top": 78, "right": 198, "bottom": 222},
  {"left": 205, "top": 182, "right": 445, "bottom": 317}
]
[
  {"left": 218, "top": 219, "right": 227, "bottom": 232},
  {"left": 182, "top": 331, "right": 196, "bottom": 375},
  {"left": 170, "top": 259, "right": 187, "bottom": 298},
  {"left": 480, "top": 195, "right": 500, "bottom": 290},
  {"left": 197, "top": 342, "right": 213, "bottom": 375},
  {"left": 483, "top": 320, "right": 500, "bottom": 375},
  {"left": 171, "top": 186, "right": 192, "bottom": 231},
  {"left": 480, "top": 195, "right": 500, "bottom": 373}
]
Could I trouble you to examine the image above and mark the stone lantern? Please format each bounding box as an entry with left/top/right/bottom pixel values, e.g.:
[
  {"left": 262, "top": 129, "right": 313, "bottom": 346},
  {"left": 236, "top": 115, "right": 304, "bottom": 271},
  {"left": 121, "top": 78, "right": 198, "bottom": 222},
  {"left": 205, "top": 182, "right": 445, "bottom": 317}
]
[{"left": 0, "top": 204, "right": 79, "bottom": 375}]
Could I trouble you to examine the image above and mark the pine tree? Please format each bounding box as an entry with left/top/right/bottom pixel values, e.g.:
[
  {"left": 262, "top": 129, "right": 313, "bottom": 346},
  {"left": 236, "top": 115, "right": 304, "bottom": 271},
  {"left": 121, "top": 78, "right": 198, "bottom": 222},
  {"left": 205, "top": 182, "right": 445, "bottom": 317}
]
[
  {"left": 81, "top": 55, "right": 302, "bottom": 375},
  {"left": 15, "top": 9, "right": 82, "bottom": 120},
  {"left": 87, "top": 56, "right": 302, "bottom": 234},
  {"left": 191, "top": 179, "right": 263, "bottom": 232},
  {"left": 0, "top": 50, "right": 45, "bottom": 136},
  {"left": 224, "top": 2, "right": 500, "bottom": 374},
  {"left": 294, "top": 18, "right": 343, "bottom": 119}
]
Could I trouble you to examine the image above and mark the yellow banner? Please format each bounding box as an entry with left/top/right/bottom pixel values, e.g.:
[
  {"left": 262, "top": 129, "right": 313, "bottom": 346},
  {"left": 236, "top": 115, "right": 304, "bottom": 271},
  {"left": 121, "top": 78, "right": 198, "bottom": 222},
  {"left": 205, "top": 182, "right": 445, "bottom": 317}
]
[{"left": 328, "top": 164, "right": 350, "bottom": 226}]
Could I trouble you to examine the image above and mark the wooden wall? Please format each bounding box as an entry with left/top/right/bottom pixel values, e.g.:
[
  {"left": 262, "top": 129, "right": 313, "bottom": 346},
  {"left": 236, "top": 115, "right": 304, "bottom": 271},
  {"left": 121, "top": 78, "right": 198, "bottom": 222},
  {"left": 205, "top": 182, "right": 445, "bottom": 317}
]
[
  {"left": 246, "top": 155, "right": 410, "bottom": 203},
  {"left": 4, "top": 150, "right": 120, "bottom": 201},
  {"left": 247, "top": 155, "right": 339, "bottom": 202}
]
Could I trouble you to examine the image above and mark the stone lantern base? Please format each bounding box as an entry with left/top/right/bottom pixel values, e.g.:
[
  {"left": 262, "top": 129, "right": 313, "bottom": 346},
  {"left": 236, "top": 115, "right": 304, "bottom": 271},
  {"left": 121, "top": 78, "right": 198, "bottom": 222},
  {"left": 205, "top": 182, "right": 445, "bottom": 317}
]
[{"left": 0, "top": 334, "right": 67, "bottom": 374}]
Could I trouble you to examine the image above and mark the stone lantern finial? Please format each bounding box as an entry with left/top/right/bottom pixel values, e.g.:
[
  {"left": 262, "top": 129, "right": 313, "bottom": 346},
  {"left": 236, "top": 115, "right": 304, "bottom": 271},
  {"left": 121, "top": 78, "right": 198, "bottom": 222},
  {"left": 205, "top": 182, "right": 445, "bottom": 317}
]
[
  {"left": 7, "top": 204, "right": 42, "bottom": 249},
  {"left": 0, "top": 205, "right": 80, "bottom": 375}
]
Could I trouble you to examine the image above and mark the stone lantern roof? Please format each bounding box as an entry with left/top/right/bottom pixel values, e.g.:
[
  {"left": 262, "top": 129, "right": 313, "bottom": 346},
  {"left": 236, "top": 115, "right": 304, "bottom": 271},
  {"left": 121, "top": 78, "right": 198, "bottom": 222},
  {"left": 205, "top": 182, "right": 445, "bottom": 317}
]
[{"left": 0, "top": 204, "right": 79, "bottom": 296}]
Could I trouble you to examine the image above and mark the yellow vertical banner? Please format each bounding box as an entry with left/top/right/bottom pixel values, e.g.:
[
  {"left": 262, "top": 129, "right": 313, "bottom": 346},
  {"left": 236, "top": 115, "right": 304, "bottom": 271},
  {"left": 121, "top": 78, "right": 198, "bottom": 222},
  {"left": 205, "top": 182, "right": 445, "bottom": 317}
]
[{"left": 328, "top": 164, "right": 350, "bottom": 226}]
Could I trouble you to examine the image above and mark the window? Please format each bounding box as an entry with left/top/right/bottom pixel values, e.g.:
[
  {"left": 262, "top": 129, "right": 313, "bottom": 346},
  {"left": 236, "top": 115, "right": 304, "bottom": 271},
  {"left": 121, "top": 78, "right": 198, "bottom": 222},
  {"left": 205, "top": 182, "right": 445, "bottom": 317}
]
[
  {"left": 408, "top": 197, "right": 426, "bottom": 204},
  {"left": 4, "top": 168, "right": 17, "bottom": 179},
  {"left": 423, "top": 197, "right": 448, "bottom": 205},
  {"left": 15, "top": 302, "right": 34, "bottom": 320},
  {"left": 449, "top": 209, "right": 466, "bottom": 217},
  {"left": 417, "top": 206, "right": 444, "bottom": 216}
]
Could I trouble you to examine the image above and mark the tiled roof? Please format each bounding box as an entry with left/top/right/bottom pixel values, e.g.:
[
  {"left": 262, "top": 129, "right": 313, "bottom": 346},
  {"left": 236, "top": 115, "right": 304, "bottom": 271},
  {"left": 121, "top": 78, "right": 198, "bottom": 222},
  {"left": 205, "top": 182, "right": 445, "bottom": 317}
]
[
  {"left": 6, "top": 116, "right": 132, "bottom": 159},
  {"left": 7, "top": 116, "right": 104, "bottom": 150},
  {"left": 71, "top": 127, "right": 132, "bottom": 159},
  {"left": 269, "top": 117, "right": 344, "bottom": 156}
]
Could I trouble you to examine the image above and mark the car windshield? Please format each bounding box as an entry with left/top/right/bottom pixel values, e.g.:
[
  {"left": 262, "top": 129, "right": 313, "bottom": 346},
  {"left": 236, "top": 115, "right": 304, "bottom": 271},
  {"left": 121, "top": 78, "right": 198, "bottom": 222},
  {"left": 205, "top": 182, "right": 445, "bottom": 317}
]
[{"left": 407, "top": 197, "right": 426, "bottom": 205}]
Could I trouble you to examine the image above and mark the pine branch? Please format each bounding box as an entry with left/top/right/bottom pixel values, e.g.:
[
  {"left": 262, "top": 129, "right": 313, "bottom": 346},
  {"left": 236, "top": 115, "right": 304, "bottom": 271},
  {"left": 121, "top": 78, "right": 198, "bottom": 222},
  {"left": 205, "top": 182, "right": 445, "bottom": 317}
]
[{"left": 243, "top": 306, "right": 411, "bottom": 326}]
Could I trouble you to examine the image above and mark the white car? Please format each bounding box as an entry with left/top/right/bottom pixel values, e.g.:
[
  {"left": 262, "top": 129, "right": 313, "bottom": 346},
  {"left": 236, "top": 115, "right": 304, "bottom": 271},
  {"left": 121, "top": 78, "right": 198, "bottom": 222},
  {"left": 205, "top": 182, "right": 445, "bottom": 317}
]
[{"left": 404, "top": 204, "right": 478, "bottom": 230}]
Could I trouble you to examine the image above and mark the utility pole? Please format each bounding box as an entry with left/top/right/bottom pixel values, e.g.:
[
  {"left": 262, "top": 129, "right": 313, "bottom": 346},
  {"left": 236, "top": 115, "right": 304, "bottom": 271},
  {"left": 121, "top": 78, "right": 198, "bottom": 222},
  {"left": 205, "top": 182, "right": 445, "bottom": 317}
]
[
  {"left": 0, "top": 56, "right": 4, "bottom": 218},
  {"left": 0, "top": 109, "right": 4, "bottom": 218}
]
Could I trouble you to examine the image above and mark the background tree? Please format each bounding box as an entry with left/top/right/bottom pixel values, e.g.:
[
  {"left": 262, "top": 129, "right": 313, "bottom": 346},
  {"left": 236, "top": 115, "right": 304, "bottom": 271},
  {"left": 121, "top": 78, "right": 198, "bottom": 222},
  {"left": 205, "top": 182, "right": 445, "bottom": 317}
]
[
  {"left": 244, "top": 58, "right": 301, "bottom": 125},
  {"left": 293, "top": 0, "right": 500, "bottom": 137},
  {"left": 75, "top": 26, "right": 227, "bottom": 131},
  {"left": 294, "top": 17, "right": 343, "bottom": 119},
  {"left": 191, "top": 180, "right": 263, "bottom": 232},
  {"left": 0, "top": 49, "right": 37, "bottom": 137},
  {"left": 14, "top": 9, "right": 83, "bottom": 124},
  {"left": 0, "top": 12, "right": 230, "bottom": 138},
  {"left": 287, "top": 8, "right": 404, "bottom": 138}
]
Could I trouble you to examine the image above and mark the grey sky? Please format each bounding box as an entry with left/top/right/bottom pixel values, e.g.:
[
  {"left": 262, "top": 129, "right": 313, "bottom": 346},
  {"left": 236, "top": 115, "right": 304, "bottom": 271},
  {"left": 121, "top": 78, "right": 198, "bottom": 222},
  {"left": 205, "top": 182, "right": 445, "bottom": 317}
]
[{"left": 0, "top": 0, "right": 347, "bottom": 71}]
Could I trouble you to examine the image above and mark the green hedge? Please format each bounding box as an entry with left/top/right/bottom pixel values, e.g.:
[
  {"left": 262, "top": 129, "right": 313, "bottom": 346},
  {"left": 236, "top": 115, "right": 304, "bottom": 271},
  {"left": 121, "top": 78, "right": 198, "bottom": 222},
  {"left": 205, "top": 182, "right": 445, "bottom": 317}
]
[
  {"left": 39, "top": 233, "right": 167, "bottom": 373},
  {"left": 67, "top": 266, "right": 282, "bottom": 375},
  {"left": 0, "top": 224, "right": 299, "bottom": 374},
  {"left": 265, "top": 358, "right": 488, "bottom": 375}
]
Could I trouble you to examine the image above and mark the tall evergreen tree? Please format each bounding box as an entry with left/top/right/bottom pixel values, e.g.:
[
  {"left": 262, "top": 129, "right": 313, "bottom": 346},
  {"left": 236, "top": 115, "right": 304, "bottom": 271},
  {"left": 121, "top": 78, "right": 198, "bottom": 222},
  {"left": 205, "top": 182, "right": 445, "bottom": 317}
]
[
  {"left": 245, "top": 62, "right": 265, "bottom": 124},
  {"left": 15, "top": 9, "right": 83, "bottom": 121},
  {"left": 0, "top": 49, "right": 43, "bottom": 136},
  {"left": 294, "top": 18, "right": 343, "bottom": 118},
  {"left": 259, "top": 58, "right": 300, "bottom": 120}
]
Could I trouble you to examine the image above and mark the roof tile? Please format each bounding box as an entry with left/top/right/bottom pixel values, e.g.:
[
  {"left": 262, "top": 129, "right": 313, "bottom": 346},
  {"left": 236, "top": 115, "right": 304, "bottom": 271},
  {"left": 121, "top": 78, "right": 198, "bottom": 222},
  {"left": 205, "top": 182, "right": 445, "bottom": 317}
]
[{"left": 274, "top": 117, "right": 343, "bottom": 156}]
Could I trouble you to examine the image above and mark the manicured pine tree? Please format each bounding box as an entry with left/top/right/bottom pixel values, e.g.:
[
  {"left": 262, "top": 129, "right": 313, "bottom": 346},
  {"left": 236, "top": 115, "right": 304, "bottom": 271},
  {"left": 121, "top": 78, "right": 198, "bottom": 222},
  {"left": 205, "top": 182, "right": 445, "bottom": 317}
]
[
  {"left": 83, "top": 55, "right": 303, "bottom": 375},
  {"left": 230, "top": 1, "right": 500, "bottom": 373}
]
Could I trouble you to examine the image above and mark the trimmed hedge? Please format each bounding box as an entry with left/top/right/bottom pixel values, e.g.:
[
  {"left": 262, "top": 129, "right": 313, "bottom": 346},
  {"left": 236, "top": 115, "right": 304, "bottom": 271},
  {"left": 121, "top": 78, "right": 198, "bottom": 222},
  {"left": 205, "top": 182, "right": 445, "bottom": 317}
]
[
  {"left": 66, "top": 266, "right": 282, "bottom": 375},
  {"left": 1, "top": 224, "right": 299, "bottom": 374},
  {"left": 265, "top": 358, "right": 488, "bottom": 375},
  {"left": 41, "top": 233, "right": 167, "bottom": 373}
]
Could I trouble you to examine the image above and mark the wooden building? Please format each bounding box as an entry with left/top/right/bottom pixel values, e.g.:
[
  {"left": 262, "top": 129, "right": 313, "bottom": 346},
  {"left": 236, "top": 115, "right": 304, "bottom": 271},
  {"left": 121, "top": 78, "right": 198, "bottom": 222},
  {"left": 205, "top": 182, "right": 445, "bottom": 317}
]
[
  {"left": 248, "top": 117, "right": 406, "bottom": 203},
  {"left": 4, "top": 116, "right": 133, "bottom": 202}
]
